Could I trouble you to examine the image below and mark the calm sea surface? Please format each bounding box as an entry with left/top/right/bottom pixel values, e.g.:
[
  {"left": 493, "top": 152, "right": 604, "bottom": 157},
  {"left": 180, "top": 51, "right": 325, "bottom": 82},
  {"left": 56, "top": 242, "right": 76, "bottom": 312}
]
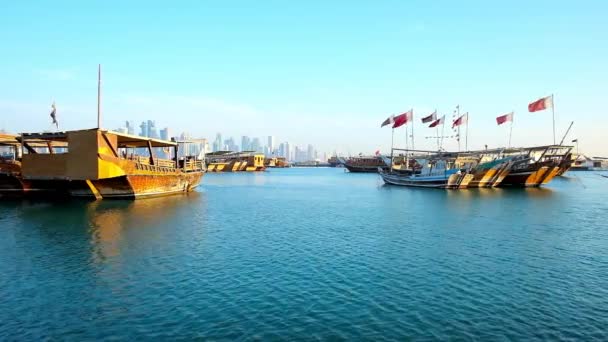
[{"left": 1, "top": 168, "right": 607, "bottom": 340}]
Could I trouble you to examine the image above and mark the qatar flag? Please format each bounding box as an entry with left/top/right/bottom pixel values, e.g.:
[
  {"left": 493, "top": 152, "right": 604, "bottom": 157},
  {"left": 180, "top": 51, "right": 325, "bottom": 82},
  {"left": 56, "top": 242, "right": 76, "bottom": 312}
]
[
  {"left": 496, "top": 112, "right": 514, "bottom": 125},
  {"left": 380, "top": 115, "right": 395, "bottom": 128},
  {"left": 452, "top": 113, "right": 468, "bottom": 128},
  {"left": 421, "top": 110, "right": 437, "bottom": 123},
  {"left": 393, "top": 109, "right": 413, "bottom": 128},
  {"left": 429, "top": 115, "right": 445, "bottom": 128},
  {"left": 528, "top": 95, "right": 553, "bottom": 112}
]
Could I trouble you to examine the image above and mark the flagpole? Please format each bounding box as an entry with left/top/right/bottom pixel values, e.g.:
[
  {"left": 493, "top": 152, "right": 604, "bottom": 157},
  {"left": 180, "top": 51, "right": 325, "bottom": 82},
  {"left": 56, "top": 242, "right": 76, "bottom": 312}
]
[
  {"left": 97, "top": 64, "right": 102, "bottom": 129},
  {"left": 465, "top": 112, "right": 469, "bottom": 151},
  {"left": 551, "top": 94, "right": 555, "bottom": 145},
  {"left": 457, "top": 105, "right": 460, "bottom": 152},
  {"left": 411, "top": 109, "right": 415, "bottom": 150},
  {"left": 440, "top": 118, "right": 445, "bottom": 151},
  {"left": 390, "top": 128, "right": 394, "bottom": 171},
  {"left": 508, "top": 116, "right": 513, "bottom": 148}
]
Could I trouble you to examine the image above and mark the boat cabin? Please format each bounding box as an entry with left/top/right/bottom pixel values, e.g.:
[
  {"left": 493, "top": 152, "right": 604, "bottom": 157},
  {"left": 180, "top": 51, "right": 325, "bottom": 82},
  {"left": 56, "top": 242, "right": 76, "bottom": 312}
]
[{"left": 18, "top": 128, "right": 203, "bottom": 181}]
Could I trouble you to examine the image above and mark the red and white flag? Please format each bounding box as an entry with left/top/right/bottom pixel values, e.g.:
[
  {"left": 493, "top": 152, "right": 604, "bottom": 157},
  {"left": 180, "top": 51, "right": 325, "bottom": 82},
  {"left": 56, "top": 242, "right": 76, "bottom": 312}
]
[
  {"left": 380, "top": 115, "right": 395, "bottom": 128},
  {"left": 393, "top": 109, "right": 413, "bottom": 128},
  {"left": 421, "top": 110, "right": 437, "bottom": 123},
  {"left": 375, "top": 149, "right": 380, "bottom": 156},
  {"left": 528, "top": 95, "right": 553, "bottom": 112},
  {"left": 452, "top": 112, "right": 468, "bottom": 128},
  {"left": 429, "top": 115, "right": 445, "bottom": 128},
  {"left": 496, "top": 112, "right": 514, "bottom": 125}
]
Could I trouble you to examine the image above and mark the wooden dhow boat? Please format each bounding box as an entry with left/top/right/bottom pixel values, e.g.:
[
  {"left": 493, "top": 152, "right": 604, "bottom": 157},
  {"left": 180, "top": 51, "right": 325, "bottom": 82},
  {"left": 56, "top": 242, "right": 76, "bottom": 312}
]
[
  {"left": 0, "top": 133, "right": 73, "bottom": 198},
  {"left": 380, "top": 145, "right": 573, "bottom": 189},
  {"left": 2, "top": 128, "right": 205, "bottom": 199},
  {"left": 379, "top": 149, "right": 475, "bottom": 189},
  {"left": 343, "top": 155, "right": 390, "bottom": 173}
]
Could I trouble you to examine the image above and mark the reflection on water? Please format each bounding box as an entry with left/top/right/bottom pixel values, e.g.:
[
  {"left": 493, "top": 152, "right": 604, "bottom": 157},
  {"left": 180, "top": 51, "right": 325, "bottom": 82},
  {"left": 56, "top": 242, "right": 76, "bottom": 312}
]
[{"left": 87, "top": 192, "right": 205, "bottom": 262}]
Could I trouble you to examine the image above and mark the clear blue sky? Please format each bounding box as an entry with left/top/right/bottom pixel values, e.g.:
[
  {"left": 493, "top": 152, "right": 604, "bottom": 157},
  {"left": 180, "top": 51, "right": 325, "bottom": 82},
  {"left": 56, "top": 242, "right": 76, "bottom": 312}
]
[{"left": 1, "top": 1, "right": 606, "bottom": 155}]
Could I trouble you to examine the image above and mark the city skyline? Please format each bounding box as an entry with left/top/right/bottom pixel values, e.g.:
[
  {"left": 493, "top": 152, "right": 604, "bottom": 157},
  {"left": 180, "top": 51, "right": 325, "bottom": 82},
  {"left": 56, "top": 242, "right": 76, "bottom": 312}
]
[{"left": 114, "top": 118, "right": 331, "bottom": 161}]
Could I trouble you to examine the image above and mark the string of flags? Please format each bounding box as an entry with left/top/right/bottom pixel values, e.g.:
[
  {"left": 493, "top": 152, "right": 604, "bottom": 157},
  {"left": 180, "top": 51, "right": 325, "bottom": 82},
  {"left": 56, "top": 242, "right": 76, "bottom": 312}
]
[{"left": 379, "top": 95, "right": 555, "bottom": 130}]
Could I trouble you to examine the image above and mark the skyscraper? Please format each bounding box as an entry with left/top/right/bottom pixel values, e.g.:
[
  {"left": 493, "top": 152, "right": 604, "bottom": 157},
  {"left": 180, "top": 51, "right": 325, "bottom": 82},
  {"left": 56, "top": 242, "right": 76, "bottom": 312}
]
[
  {"left": 159, "top": 127, "right": 170, "bottom": 141},
  {"left": 284, "top": 141, "right": 291, "bottom": 161},
  {"left": 139, "top": 121, "right": 148, "bottom": 137},
  {"left": 267, "top": 136, "right": 275, "bottom": 155},
  {"left": 126, "top": 121, "right": 135, "bottom": 135},
  {"left": 147, "top": 120, "right": 158, "bottom": 139},
  {"left": 307, "top": 144, "right": 314, "bottom": 161},
  {"left": 241, "top": 136, "right": 250, "bottom": 151},
  {"left": 213, "top": 133, "right": 223, "bottom": 152},
  {"left": 251, "top": 137, "right": 261, "bottom": 152}
]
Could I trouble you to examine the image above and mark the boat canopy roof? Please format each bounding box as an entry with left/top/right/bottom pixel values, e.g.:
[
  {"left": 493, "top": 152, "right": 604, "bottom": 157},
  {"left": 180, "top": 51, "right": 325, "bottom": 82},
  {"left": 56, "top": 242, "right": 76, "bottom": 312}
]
[
  {"left": 0, "top": 133, "right": 19, "bottom": 146},
  {"left": 19, "top": 128, "right": 177, "bottom": 148},
  {"left": 108, "top": 130, "right": 177, "bottom": 148}
]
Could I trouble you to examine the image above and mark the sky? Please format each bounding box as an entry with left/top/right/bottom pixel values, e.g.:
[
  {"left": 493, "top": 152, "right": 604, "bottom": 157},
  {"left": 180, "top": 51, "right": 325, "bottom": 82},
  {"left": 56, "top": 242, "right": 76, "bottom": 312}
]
[{"left": 0, "top": 0, "right": 607, "bottom": 156}]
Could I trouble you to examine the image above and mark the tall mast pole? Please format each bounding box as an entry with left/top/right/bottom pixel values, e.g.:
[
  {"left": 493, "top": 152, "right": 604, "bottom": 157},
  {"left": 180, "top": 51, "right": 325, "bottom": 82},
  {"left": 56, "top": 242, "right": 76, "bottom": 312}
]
[
  {"left": 465, "top": 112, "right": 469, "bottom": 151},
  {"left": 410, "top": 109, "right": 415, "bottom": 150},
  {"left": 551, "top": 94, "right": 556, "bottom": 145},
  {"left": 97, "top": 64, "right": 102, "bottom": 129},
  {"left": 440, "top": 117, "right": 445, "bottom": 152},
  {"left": 435, "top": 109, "right": 439, "bottom": 150},
  {"left": 457, "top": 105, "right": 460, "bottom": 152},
  {"left": 390, "top": 128, "right": 394, "bottom": 172},
  {"left": 508, "top": 114, "right": 513, "bottom": 148}
]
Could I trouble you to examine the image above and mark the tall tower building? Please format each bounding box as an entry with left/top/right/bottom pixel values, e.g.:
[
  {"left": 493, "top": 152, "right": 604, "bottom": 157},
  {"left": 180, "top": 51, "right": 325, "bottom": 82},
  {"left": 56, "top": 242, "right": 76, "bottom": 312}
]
[
  {"left": 267, "top": 136, "right": 275, "bottom": 155},
  {"left": 251, "top": 137, "right": 261, "bottom": 152},
  {"left": 147, "top": 120, "right": 158, "bottom": 139},
  {"left": 241, "top": 136, "right": 250, "bottom": 151},
  {"left": 160, "top": 127, "right": 170, "bottom": 141},
  {"left": 139, "top": 121, "right": 148, "bottom": 137},
  {"left": 125, "top": 121, "right": 135, "bottom": 135}
]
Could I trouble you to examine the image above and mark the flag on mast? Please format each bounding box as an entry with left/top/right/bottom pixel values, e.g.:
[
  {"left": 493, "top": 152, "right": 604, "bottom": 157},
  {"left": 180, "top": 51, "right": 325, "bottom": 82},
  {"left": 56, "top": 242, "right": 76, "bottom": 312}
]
[
  {"left": 429, "top": 115, "right": 445, "bottom": 128},
  {"left": 392, "top": 109, "right": 413, "bottom": 128},
  {"left": 528, "top": 95, "right": 553, "bottom": 112},
  {"left": 496, "top": 112, "right": 514, "bottom": 125},
  {"left": 452, "top": 112, "right": 468, "bottom": 129},
  {"left": 49, "top": 102, "right": 58, "bottom": 129},
  {"left": 380, "top": 115, "right": 395, "bottom": 128},
  {"left": 421, "top": 110, "right": 437, "bottom": 123}
]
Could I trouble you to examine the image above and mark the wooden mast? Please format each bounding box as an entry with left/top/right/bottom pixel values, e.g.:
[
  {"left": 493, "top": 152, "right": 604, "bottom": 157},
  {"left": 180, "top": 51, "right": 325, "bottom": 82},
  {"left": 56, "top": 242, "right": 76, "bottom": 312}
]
[{"left": 97, "top": 64, "right": 102, "bottom": 129}]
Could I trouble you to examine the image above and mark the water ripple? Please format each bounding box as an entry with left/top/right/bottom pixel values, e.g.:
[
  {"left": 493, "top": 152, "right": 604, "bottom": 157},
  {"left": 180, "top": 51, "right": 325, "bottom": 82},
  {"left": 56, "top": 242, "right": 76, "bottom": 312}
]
[{"left": 1, "top": 170, "right": 607, "bottom": 340}]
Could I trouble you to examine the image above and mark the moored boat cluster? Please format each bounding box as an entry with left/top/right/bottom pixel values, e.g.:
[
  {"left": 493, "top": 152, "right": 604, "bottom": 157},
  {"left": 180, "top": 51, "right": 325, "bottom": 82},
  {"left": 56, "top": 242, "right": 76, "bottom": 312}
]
[{"left": 378, "top": 145, "right": 573, "bottom": 189}]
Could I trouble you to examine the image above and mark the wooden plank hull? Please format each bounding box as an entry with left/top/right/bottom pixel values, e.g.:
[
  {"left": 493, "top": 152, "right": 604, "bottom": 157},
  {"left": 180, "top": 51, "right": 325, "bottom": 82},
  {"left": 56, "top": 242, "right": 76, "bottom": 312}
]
[
  {"left": 0, "top": 173, "right": 75, "bottom": 199},
  {"left": 72, "top": 172, "right": 204, "bottom": 199},
  {"left": 344, "top": 164, "right": 388, "bottom": 173}
]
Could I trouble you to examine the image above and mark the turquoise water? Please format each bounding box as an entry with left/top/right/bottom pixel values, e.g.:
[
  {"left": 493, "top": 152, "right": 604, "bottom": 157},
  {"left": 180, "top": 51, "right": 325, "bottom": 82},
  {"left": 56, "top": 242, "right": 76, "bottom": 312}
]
[{"left": 1, "top": 168, "right": 607, "bottom": 340}]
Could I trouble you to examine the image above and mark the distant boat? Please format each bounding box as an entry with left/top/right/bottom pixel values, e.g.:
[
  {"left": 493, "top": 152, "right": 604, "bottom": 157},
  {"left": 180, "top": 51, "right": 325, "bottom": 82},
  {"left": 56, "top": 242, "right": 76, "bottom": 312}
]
[
  {"left": 327, "top": 156, "right": 343, "bottom": 167},
  {"left": 343, "top": 155, "right": 390, "bottom": 173}
]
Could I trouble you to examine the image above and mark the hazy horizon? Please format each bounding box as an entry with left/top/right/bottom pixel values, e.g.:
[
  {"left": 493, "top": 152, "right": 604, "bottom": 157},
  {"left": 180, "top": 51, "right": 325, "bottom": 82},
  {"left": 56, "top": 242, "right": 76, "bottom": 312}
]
[{"left": 1, "top": 1, "right": 606, "bottom": 156}]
